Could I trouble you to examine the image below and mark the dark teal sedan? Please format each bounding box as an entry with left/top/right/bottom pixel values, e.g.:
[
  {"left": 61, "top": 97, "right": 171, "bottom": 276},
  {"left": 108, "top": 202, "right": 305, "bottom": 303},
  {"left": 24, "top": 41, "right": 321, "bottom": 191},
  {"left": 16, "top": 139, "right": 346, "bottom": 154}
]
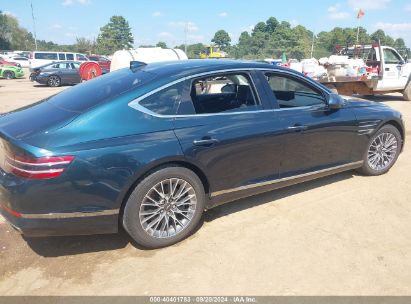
[{"left": 0, "top": 60, "right": 405, "bottom": 248}]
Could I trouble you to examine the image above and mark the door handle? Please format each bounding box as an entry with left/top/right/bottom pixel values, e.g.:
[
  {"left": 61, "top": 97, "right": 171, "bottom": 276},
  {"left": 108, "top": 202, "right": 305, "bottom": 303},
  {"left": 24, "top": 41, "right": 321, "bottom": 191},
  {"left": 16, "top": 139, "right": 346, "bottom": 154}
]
[
  {"left": 287, "top": 125, "right": 308, "bottom": 132},
  {"left": 385, "top": 67, "right": 390, "bottom": 71},
  {"left": 193, "top": 138, "right": 219, "bottom": 146}
]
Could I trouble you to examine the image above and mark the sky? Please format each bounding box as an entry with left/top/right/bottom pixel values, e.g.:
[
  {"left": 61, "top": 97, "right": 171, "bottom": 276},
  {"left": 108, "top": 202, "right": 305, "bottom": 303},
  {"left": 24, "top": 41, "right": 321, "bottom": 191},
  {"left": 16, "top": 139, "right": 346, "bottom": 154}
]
[{"left": 2, "top": 0, "right": 411, "bottom": 48}]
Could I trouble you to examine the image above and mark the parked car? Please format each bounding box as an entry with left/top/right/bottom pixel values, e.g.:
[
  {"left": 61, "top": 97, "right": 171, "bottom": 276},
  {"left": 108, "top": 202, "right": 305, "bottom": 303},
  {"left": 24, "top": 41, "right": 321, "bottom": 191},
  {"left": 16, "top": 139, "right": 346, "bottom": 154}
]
[
  {"left": 29, "top": 51, "right": 88, "bottom": 69},
  {"left": 87, "top": 55, "right": 111, "bottom": 74},
  {"left": 6, "top": 56, "right": 30, "bottom": 68},
  {"left": 0, "top": 57, "right": 20, "bottom": 67},
  {"left": 0, "top": 65, "right": 24, "bottom": 79},
  {"left": 0, "top": 60, "right": 405, "bottom": 248},
  {"left": 30, "top": 61, "right": 81, "bottom": 87}
]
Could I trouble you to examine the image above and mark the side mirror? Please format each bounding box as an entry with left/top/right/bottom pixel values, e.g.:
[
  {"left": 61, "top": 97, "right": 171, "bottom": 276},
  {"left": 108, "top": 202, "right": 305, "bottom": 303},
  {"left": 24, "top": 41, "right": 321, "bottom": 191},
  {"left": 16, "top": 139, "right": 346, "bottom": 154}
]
[{"left": 327, "top": 93, "right": 345, "bottom": 110}]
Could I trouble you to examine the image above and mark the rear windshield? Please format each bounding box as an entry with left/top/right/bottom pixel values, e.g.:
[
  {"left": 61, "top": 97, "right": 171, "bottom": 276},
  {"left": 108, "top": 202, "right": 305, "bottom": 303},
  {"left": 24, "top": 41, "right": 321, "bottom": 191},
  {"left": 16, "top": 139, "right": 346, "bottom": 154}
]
[{"left": 47, "top": 68, "right": 157, "bottom": 112}]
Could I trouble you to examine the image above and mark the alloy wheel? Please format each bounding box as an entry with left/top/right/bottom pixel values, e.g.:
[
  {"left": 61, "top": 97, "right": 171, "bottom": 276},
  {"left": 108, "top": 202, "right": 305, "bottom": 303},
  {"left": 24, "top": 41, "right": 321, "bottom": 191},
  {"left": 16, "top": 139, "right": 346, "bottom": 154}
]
[
  {"left": 139, "top": 178, "right": 197, "bottom": 239},
  {"left": 48, "top": 76, "right": 60, "bottom": 87},
  {"left": 367, "top": 132, "right": 398, "bottom": 171}
]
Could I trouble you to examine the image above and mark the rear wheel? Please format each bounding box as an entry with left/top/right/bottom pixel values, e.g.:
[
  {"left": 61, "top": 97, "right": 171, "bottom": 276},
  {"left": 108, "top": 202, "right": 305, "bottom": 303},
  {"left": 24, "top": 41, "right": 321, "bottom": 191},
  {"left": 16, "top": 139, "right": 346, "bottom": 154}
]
[
  {"left": 3, "top": 71, "right": 14, "bottom": 80},
  {"left": 403, "top": 81, "right": 411, "bottom": 101},
  {"left": 47, "top": 75, "right": 61, "bottom": 87},
  {"left": 357, "top": 124, "right": 402, "bottom": 176},
  {"left": 123, "top": 166, "right": 205, "bottom": 248}
]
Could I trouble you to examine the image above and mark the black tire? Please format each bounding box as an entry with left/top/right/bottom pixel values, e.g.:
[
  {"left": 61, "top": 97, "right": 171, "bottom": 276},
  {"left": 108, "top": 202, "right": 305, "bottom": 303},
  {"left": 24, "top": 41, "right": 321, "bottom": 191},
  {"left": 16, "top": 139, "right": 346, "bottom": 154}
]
[
  {"left": 357, "top": 124, "right": 402, "bottom": 176},
  {"left": 403, "top": 81, "right": 411, "bottom": 101},
  {"left": 123, "top": 166, "right": 205, "bottom": 248},
  {"left": 47, "top": 75, "right": 61, "bottom": 87},
  {"left": 3, "top": 71, "right": 14, "bottom": 80}
]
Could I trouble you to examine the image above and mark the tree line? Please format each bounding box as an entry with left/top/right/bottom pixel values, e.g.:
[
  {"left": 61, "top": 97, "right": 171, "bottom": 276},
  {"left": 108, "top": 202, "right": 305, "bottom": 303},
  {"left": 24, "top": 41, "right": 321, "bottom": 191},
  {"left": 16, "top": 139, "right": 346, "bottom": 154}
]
[{"left": 0, "top": 11, "right": 407, "bottom": 60}]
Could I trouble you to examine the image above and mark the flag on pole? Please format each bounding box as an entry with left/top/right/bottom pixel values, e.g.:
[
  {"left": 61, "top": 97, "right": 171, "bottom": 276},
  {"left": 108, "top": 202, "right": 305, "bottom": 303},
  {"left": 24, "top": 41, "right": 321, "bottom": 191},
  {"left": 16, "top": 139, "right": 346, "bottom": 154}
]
[{"left": 357, "top": 9, "right": 365, "bottom": 19}]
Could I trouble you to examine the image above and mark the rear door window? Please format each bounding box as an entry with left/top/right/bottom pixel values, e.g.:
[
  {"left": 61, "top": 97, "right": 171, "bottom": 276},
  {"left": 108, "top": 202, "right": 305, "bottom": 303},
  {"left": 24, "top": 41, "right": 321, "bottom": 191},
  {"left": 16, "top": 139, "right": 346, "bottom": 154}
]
[
  {"left": 189, "top": 73, "right": 261, "bottom": 114},
  {"left": 58, "top": 53, "right": 66, "bottom": 60},
  {"left": 66, "top": 54, "right": 74, "bottom": 60}
]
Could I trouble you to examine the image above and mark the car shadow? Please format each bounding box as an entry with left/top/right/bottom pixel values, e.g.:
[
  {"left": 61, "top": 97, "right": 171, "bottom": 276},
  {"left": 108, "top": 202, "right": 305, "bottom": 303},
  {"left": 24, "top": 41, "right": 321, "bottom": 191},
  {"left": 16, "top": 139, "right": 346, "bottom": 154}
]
[{"left": 23, "top": 171, "right": 354, "bottom": 257}]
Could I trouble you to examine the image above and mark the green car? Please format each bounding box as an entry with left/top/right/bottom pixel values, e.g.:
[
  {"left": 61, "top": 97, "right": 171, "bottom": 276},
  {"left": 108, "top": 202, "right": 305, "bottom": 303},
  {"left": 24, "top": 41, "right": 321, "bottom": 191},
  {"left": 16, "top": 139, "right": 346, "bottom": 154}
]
[{"left": 0, "top": 65, "right": 24, "bottom": 79}]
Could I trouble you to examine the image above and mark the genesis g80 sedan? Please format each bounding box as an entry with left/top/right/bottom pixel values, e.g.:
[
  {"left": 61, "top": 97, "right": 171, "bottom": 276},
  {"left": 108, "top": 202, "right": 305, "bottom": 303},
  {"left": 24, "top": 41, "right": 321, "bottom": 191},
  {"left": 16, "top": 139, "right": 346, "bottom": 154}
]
[{"left": 0, "top": 60, "right": 405, "bottom": 248}]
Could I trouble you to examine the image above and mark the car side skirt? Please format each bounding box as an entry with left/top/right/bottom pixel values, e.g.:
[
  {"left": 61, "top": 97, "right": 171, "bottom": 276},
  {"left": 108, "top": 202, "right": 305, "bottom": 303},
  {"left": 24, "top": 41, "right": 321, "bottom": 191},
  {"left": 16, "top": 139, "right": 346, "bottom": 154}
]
[{"left": 208, "top": 161, "right": 364, "bottom": 208}]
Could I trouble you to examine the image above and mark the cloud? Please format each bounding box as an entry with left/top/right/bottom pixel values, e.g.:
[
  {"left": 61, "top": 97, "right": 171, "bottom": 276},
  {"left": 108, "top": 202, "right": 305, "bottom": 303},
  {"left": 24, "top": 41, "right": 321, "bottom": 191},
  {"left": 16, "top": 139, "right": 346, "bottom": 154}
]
[
  {"left": 169, "top": 21, "right": 199, "bottom": 32},
  {"left": 218, "top": 12, "right": 228, "bottom": 17},
  {"left": 187, "top": 34, "right": 205, "bottom": 43},
  {"left": 62, "top": 0, "right": 90, "bottom": 6},
  {"left": 152, "top": 11, "right": 163, "bottom": 17},
  {"left": 406, "top": 3, "right": 411, "bottom": 11},
  {"left": 51, "top": 23, "right": 63, "bottom": 29},
  {"left": 3, "top": 11, "right": 17, "bottom": 18},
  {"left": 241, "top": 25, "right": 254, "bottom": 32},
  {"left": 375, "top": 22, "right": 411, "bottom": 45},
  {"left": 158, "top": 32, "right": 173, "bottom": 38},
  {"left": 347, "top": 0, "right": 390, "bottom": 10},
  {"left": 328, "top": 4, "right": 350, "bottom": 19},
  {"left": 290, "top": 19, "right": 299, "bottom": 27},
  {"left": 65, "top": 32, "right": 75, "bottom": 37}
]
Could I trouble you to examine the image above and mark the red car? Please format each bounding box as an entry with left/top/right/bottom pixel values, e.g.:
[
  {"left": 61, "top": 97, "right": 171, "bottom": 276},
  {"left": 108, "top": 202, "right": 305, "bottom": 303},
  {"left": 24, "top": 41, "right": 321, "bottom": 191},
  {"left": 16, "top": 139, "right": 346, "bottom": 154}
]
[
  {"left": 87, "top": 55, "right": 111, "bottom": 74},
  {"left": 0, "top": 58, "right": 21, "bottom": 67}
]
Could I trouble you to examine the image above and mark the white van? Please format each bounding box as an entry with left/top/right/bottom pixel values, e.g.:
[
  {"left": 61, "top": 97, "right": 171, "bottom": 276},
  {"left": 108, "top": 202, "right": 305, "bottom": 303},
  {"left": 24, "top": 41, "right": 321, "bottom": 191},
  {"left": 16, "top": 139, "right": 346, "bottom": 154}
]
[{"left": 29, "top": 51, "right": 89, "bottom": 69}]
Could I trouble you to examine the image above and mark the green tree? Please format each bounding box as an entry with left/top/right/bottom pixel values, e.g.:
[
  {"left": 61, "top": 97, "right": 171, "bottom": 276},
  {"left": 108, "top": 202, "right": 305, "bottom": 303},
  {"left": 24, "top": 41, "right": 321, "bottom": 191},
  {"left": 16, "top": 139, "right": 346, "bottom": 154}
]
[
  {"left": 156, "top": 41, "right": 167, "bottom": 48},
  {"left": 211, "top": 30, "right": 231, "bottom": 50},
  {"left": 96, "top": 15, "right": 134, "bottom": 55},
  {"left": 75, "top": 37, "right": 96, "bottom": 54}
]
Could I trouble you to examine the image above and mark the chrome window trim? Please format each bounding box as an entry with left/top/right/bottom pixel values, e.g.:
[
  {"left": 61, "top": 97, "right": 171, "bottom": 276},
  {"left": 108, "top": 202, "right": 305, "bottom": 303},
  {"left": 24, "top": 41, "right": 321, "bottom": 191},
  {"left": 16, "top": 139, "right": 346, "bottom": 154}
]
[
  {"left": 128, "top": 67, "right": 321, "bottom": 118},
  {"left": 210, "top": 161, "right": 364, "bottom": 197}
]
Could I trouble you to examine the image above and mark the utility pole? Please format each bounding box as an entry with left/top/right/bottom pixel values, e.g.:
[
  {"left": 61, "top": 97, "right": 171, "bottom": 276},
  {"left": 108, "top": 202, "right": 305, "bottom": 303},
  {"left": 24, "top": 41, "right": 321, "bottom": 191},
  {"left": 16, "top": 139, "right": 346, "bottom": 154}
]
[
  {"left": 184, "top": 20, "right": 188, "bottom": 54},
  {"left": 30, "top": 0, "right": 38, "bottom": 50},
  {"left": 310, "top": 32, "right": 315, "bottom": 58}
]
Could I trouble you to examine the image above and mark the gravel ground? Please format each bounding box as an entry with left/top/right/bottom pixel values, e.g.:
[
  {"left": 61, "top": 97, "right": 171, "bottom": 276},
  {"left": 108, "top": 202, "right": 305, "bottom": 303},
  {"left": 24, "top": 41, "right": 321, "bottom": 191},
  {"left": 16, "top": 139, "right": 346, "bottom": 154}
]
[{"left": 0, "top": 74, "right": 410, "bottom": 295}]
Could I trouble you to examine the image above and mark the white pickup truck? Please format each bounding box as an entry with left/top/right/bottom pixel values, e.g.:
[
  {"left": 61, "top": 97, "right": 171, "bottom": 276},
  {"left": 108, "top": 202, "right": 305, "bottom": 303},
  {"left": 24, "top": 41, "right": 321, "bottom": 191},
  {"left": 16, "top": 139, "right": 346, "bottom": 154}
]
[{"left": 317, "top": 44, "right": 411, "bottom": 100}]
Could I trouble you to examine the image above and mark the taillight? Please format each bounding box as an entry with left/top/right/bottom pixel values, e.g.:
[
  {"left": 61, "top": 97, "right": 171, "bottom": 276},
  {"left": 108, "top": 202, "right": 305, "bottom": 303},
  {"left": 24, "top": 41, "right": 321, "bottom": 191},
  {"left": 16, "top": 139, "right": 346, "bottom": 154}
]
[{"left": 3, "top": 153, "right": 74, "bottom": 179}]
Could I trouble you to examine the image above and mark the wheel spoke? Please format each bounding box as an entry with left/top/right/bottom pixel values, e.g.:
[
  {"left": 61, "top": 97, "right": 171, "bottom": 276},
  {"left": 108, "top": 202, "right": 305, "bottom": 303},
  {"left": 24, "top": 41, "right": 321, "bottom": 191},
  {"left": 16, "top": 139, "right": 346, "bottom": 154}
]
[
  {"left": 139, "top": 177, "right": 197, "bottom": 239},
  {"left": 367, "top": 132, "right": 398, "bottom": 171}
]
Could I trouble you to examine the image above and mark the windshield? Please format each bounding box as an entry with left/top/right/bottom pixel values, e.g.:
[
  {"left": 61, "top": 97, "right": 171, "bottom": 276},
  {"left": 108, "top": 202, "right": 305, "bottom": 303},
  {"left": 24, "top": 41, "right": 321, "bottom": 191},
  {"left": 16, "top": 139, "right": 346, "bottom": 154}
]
[{"left": 47, "top": 68, "right": 157, "bottom": 112}]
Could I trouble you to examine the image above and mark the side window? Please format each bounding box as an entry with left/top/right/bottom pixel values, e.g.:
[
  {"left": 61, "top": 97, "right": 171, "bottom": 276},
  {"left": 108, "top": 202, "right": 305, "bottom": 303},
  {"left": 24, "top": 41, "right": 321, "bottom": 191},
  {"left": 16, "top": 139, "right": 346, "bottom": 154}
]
[
  {"left": 189, "top": 73, "right": 260, "bottom": 114},
  {"left": 266, "top": 73, "right": 325, "bottom": 108},
  {"left": 58, "top": 53, "right": 66, "bottom": 60},
  {"left": 66, "top": 54, "right": 74, "bottom": 60},
  {"left": 35, "top": 53, "right": 58, "bottom": 60},
  {"left": 76, "top": 54, "right": 88, "bottom": 61},
  {"left": 139, "top": 82, "right": 184, "bottom": 115},
  {"left": 384, "top": 49, "right": 402, "bottom": 64}
]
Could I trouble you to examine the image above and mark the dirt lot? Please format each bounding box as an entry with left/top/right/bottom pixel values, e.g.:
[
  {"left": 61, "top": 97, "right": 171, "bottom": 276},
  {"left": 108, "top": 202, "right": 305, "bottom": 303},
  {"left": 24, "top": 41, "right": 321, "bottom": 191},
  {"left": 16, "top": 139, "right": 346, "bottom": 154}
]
[{"left": 0, "top": 74, "right": 411, "bottom": 295}]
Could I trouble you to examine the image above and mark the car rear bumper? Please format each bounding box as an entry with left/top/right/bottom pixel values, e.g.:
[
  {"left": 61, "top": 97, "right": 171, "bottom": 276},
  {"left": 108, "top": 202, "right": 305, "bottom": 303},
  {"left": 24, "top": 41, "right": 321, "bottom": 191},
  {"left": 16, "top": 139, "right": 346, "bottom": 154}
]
[{"left": 0, "top": 204, "right": 119, "bottom": 236}]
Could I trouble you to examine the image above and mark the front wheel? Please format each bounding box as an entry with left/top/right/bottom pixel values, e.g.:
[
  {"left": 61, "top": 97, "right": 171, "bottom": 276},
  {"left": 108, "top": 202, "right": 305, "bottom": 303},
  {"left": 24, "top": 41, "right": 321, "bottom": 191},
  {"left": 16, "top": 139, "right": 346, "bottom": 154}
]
[
  {"left": 357, "top": 124, "right": 402, "bottom": 176},
  {"left": 123, "top": 166, "right": 205, "bottom": 248},
  {"left": 3, "top": 71, "right": 14, "bottom": 80},
  {"left": 403, "top": 81, "right": 411, "bottom": 101}
]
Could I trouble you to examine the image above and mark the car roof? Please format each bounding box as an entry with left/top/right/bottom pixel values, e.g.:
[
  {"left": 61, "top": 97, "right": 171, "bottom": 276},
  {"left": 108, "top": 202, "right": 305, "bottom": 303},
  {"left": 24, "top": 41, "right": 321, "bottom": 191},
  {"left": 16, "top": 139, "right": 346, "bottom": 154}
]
[
  {"left": 37, "top": 61, "right": 81, "bottom": 68},
  {"left": 140, "top": 59, "right": 282, "bottom": 79}
]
